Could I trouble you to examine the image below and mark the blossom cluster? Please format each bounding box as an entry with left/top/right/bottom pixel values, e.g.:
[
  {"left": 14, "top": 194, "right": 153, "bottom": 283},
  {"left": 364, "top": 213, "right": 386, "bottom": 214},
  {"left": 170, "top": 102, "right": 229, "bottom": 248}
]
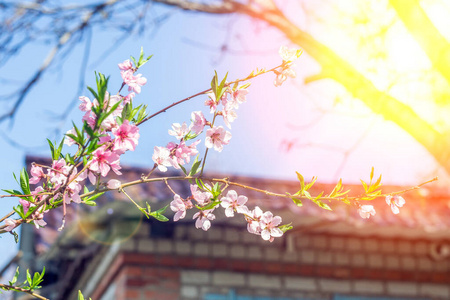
[
  {"left": 357, "top": 195, "right": 406, "bottom": 219},
  {"left": 170, "top": 187, "right": 284, "bottom": 242},
  {"left": 3, "top": 59, "right": 145, "bottom": 232},
  {"left": 274, "top": 46, "right": 302, "bottom": 87},
  {"left": 152, "top": 81, "right": 249, "bottom": 172}
]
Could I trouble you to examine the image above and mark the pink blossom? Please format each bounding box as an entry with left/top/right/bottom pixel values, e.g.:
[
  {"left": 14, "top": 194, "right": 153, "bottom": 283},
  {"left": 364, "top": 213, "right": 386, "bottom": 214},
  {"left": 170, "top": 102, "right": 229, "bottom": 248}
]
[
  {"left": 274, "top": 68, "right": 296, "bottom": 87},
  {"left": 260, "top": 211, "right": 283, "bottom": 242},
  {"left": 227, "top": 88, "right": 248, "bottom": 109},
  {"left": 385, "top": 195, "right": 405, "bottom": 214},
  {"left": 168, "top": 122, "right": 190, "bottom": 140},
  {"left": 190, "top": 111, "right": 206, "bottom": 135},
  {"left": 123, "top": 92, "right": 135, "bottom": 105},
  {"left": 204, "top": 94, "right": 217, "bottom": 113},
  {"left": 121, "top": 70, "right": 147, "bottom": 94},
  {"left": 64, "top": 180, "right": 82, "bottom": 204},
  {"left": 246, "top": 206, "right": 263, "bottom": 234},
  {"left": 112, "top": 120, "right": 140, "bottom": 152},
  {"left": 64, "top": 128, "right": 77, "bottom": 147},
  {"left": 118, "top": 59, "right": 133, "bottom": 71},
  {"left": 107, "top": 179, "right": 121, "bottom": 189},
  {"left": 3, "top": 218, "right": 17, "bottom": 232},
  {"left": 205, "top": 126, "right": 231, "bottom": 152},
  {"left": 79, "top": 96, "right": 92, "bottom": 112},
  {"left": 89, "top": 146, "right": 122, "bottom": 177},
  {"left": 279, "top": 46, "right": 302, "bottom": 63},
  {"left": 19, "top": 199, "right": 31, "bottom": 214},
  {"left": 48, "top": 159, "right": 70, "bottom": 186},
  {"left": 190, "top": 184, "right": 212, "bottom": 206},
  {"left": 220, "top": 190, "right": 248, "bottom": 217},
  {"left": 169, "top": 140, "right": 200, "bottom": 168},
  {"left": 193, "top": 209, "right": 215, "bottom": 231},
  {"left": 29, "top": 164, "right": 45, "bottom": 185},
  {"left": 358, "top": 205, "right": 376, "bottom": 219},
  {"left": 105, "top": 94, "right": 124, "bottom": 117},
  {"left": 170, "top": 194, "right": 193, "bottom": 221},
  {"left": 152, "top": 146, "right": 173, "bottom": 172},
  {"left": 221, "top": 107, "right": 237, "bottom": 129}
]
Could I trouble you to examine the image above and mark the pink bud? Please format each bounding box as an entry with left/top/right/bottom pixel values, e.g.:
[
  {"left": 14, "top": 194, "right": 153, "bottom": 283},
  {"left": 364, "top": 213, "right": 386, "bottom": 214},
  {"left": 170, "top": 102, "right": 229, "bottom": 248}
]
[{"left": 107, "top": 179, "right": 121, "bottom": 189}]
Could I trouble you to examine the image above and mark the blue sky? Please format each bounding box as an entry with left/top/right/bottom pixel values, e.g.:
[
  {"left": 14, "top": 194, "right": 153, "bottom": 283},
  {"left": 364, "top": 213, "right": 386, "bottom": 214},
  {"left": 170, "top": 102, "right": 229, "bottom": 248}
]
[{"left": 0, "top": 2, "right": 444, "bottom": 271}]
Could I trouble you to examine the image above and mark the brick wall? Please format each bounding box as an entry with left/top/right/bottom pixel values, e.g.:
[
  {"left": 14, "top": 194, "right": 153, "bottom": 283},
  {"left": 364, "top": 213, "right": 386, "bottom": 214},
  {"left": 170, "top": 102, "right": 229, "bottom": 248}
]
[{"left": 88, "top": 221, "right": 450, "bottom": 300}]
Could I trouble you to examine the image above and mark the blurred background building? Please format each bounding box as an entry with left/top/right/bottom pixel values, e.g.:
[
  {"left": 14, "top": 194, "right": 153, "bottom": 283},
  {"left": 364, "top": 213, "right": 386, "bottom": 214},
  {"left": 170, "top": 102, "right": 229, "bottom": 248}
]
[{"left": 2, "top": 156, "right": 449, "bottom": 300}]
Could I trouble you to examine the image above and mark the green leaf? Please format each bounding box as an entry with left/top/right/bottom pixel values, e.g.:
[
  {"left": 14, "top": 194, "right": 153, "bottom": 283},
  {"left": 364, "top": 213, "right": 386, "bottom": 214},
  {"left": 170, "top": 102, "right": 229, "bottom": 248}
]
[
  {"left": 198, "top": 201, "right": 219, "bottom": 211},
  {"left": 279, "top": 223, "right": 293, "bottom": 233},
  {"left": 189, "top": 156, "right": 201, "bottom": 176},
  {"left": 78, "top": 291, "right": 85, "bottom": 300},
  {"left": 370, "top": 166, "right": 374, "bottom": 182},
  {"left": 82, "top": 192, "right": 104, "bottom": 203},
  {"left": 26, "top": 269, "right": 32, "bottom": 286},
  {"left": 47, "top": 139, "right": 55, "bottom": 159},
  {"left": 360, "top": 179, "right": 368, "bottom": 193},
  {"left": 8, "top": 267, "right": 19, "bottom": 286},
  {"left": 19, "top": 168, "right": 32, "bottom": 201},
  {"left": 179, "top": 164, "right": 187, "bottom": 176},
  {"left": 84, "top": 200, "right": 97, "bottom": 207},
  {"left": 83, "top": 186, "right": 89, "bottom": 194},
  {"left": 296, "top": 172, "right": 305, "bottom": 192}
]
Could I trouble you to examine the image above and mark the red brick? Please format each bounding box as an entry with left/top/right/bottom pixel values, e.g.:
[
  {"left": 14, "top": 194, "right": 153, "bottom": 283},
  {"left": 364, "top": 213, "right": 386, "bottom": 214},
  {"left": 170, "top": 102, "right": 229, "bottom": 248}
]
[
  {"left": 196, "top": 257, "right": 213, "bottom": 269},
  {"left": 160, "top": 255, "right": 177, "bottom": 266},
  {"left": 316, "top": 266, "right": 333, "bottom": 277},
  {"left": 123, "top": 265, "right": 143, "bottom": 277},
  {"left": 125, "top": 289, "right": 140, "bottom": 299},
  {"left": 248, "top": 261, "right": 262, "bottom": 273},
  {"left": 298, "top": 265, "right": 315, "bottom": 276},
  {"left": 266, "top": 262, "right": 282, "bottom": 273},
  {"left": 231, "top": 260, "right": 248, "bottom": 272}
]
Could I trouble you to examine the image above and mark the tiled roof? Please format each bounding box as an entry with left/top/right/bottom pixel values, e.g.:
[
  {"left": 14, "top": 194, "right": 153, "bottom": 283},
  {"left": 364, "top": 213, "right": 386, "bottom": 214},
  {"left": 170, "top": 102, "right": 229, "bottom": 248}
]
[{"left": 25, "top": 155, "right": 450, "bottom": 254}]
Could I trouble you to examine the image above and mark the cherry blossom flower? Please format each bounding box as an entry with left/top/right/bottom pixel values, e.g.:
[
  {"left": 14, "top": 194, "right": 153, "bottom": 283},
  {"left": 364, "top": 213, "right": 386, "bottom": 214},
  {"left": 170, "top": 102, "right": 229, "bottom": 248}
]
[
  {"left": 205, "top": 126, "right": 231, "bottom": 152},
  {"left": 107, "top": 179, "right": 121, "bottom": 190},
  {"left": 168, "top": 122, "right": 190, "bottom": 140},
  {"left": 227, "top": 88, "right": 248, "bottom": 109},
  {"left": 274, "top": 68, "right": 296, "bottom": 87},
  {"left": 385, "top": 195, "right": 405, "bottom": 214},
  {"left": 190, "top": 111, "right": 206, "bottom": 135},
  {"left": 279, "top": 46, "right": 302, "bottom": 63},
  {"left": 89, "top": 146, "right": 122, "bottom": 177},
  {"left": 260, "top": 211, "right": 283, "bottom": 242},
  {"left": 118, "top": 59, "right": 133, "bottom": 71},
  {"left": 48, "top": 158, "right": 70, "bottom": 186},
  {"left": 3, "top": 219, "right": 17, "bottom": 232},
  {"left": 29, "top": 164, "right": 45, "bottom": 184},
  {"left": 79, "top": 96, "right": 93, "bottom": 112},
  {"left": 152, "top": 146, "right": 173, "bottom": 172},
  {"left": 190, "top": 184, "right": 212, "bottom": 206},
  {"left": 204, "top": 94, "right": 217, "bottom": 113},
  {"left": 165, "top": 140, "right": 200, "bottom": 169},
  {"left": 220, "top": 190, "right": 248, "bottom": 217},
  {"left": 193, "top": 209, "right": 215, "bottom": 231},
  {"left": 170, "top": 194, "right": 193, "bottom": 221},
  {"left": 123, "top": 92, "right": 135, "bottom": 105},
  {"left": 112, "top": 120, "right": 140, "bottom": 152},
  {"left": 358, "top": 205, "right": 376, "bottom": 219},
  {"left": 64, "top": 128, "right": 78, "bottom": 147},
  {"left": 121, "top": 70, "right": 147, "bottom": 94},
  {"left": 246, "top": 206, "right": 263, "bottom": 234},
  {"left": 221, "top": 106, "right": 237, "bottom": 129}
]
